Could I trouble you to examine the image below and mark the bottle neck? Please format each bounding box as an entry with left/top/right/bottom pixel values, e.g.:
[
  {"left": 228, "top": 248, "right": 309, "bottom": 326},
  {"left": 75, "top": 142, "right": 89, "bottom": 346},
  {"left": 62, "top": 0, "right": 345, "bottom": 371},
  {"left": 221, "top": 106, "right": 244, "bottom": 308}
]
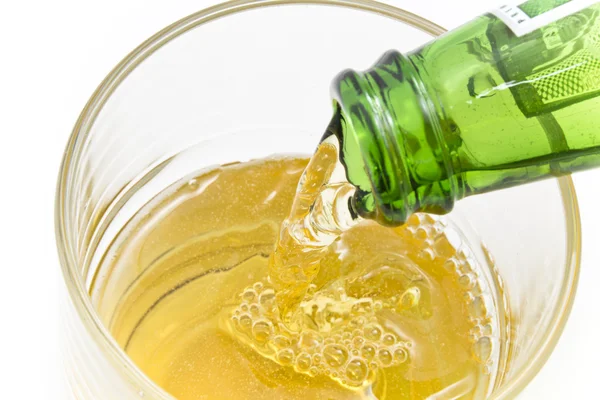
[
  {"left": 330, "top": 3, "right": 600, "bottom": 226},
  {"left": 331, "top": 50, "right": 460, "bottom": 226}
]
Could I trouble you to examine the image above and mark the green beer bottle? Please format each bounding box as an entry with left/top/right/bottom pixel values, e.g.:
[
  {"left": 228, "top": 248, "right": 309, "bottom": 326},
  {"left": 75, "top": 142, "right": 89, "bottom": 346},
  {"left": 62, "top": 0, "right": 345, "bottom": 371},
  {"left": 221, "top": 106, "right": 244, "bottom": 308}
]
[{"left": 330, "top": 0, "right": 600, "bottom": 226}]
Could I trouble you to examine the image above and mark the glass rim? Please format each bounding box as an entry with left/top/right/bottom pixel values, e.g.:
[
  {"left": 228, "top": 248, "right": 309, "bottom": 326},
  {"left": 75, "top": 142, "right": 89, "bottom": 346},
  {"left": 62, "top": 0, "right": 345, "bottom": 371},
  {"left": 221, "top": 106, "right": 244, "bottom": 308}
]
[{"left": 54, "top": 1, "right": 582, "bottom": 399}]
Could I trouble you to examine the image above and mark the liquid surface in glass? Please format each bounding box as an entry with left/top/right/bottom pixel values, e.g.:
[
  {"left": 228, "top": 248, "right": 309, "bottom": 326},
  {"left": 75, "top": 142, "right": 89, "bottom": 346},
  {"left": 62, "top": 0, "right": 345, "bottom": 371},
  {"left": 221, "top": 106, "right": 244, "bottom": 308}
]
[{"left": 92, "top": 155, "right": 507, "bottom": 400}]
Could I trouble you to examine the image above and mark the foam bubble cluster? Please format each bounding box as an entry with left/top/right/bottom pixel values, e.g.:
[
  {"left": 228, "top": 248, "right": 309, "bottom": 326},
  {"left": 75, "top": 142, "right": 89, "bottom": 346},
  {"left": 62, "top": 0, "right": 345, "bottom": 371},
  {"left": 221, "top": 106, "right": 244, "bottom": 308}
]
[
  {"left": 229, "top": 212, "right": 499, "bottom": 387},
  {"left": 404, "top": 213, "right": 498, "bottom": 372},
  {"left": 230, "top": 282, "right": 411, "bottom": 387}
]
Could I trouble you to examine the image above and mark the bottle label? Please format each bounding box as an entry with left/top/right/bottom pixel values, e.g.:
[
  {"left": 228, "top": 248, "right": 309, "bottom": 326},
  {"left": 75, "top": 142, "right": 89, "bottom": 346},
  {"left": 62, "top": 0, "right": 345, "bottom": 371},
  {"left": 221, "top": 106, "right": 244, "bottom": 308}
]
[
  {"left": 488, "top": 2, "right": 600, "bottom": 117},
  {"left": 492, "top": 0, "right": 597, "bottom": 36}
]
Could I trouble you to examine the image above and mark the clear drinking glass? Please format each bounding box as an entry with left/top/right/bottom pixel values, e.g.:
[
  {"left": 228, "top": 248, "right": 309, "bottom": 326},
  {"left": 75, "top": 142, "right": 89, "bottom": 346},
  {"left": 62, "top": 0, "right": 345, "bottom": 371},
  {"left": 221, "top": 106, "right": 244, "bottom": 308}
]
[{"left": 55, "top": 1, "right": 581, "bottom": 399}]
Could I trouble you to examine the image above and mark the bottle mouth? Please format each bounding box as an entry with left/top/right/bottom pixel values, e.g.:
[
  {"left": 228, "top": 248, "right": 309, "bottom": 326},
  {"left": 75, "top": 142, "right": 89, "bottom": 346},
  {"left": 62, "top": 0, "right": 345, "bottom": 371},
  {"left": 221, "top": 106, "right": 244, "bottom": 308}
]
[
  {"left": 331, "top": 50, "right": 460, "bottom": 226},
  {"left": 330, "top": 67, "right": 413, "bottom": 227}
]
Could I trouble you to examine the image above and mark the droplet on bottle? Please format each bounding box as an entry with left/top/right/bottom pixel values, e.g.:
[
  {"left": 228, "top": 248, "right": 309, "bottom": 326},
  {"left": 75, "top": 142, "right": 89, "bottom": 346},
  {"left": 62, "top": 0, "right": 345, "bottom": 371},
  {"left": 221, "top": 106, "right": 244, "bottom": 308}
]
[
  {"left": 346, "top": 359, "right": 368, "bottom": 383},
  {"left": 323, "top": 344, "right": 349, "bottom": 368}
]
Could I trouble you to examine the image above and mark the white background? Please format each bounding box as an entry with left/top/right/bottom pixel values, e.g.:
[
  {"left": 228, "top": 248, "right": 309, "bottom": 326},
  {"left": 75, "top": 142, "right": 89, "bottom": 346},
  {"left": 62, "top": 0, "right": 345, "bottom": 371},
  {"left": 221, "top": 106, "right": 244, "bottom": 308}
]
[{"left": 0, "top": 0, "right": 598, "bottom": 398}]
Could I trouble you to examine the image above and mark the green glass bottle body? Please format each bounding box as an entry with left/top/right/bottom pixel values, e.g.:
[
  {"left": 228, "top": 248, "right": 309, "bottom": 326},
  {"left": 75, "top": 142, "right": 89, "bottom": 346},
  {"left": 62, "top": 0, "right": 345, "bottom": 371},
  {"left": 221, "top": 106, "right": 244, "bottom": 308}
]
[{"left": 331, "top": 0, "right": 600, "bottom": 226}]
